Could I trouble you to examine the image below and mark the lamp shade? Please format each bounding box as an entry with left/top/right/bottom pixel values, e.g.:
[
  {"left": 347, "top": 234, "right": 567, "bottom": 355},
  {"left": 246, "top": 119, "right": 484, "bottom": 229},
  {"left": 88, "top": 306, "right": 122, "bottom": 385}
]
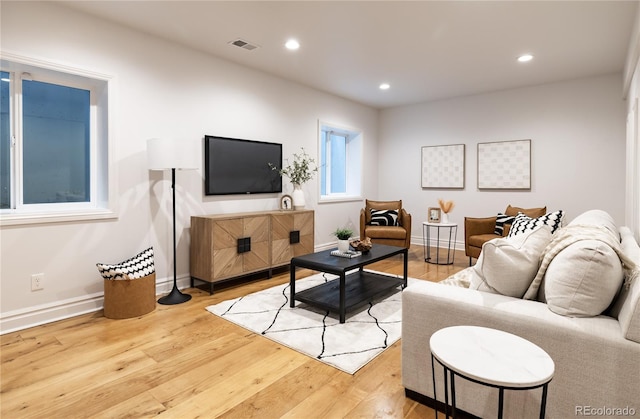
[{"left": 147, "top": 138, "right": 199, "bottom": 171}]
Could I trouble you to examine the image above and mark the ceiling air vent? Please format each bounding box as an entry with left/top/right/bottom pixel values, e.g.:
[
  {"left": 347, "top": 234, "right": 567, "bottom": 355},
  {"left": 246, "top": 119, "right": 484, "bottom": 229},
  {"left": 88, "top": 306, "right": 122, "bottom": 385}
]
[{"left": 229, "top": 39, "right": 259, "bottom": 51}]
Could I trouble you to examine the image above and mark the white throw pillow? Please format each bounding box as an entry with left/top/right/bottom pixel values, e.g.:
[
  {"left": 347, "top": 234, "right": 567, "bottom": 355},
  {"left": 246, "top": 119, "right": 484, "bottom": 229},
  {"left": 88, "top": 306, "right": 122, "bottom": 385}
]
[
  {"left": 544, "top": 240, "right": 624, "bottom": 317},
  {"left": 469, "top": 226, "right": 552, "bottom": 298}
]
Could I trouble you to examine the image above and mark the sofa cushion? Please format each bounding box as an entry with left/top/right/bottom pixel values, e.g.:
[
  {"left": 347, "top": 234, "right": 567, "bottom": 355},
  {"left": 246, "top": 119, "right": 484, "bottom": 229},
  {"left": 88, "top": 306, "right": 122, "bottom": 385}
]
[
  {"left": 365, "top": 225, "right": 407, "bottom": 240},
  {"left": 494, "top": 213, "right": 515, "bottom": 235},
  {"left": 608, "top": 226, "right": 640, "bottom": 343},
  {"left": 369, "top": 209, "right": 399, "bottom": 226},
  {"left": 507, "top": 210, "right": 564, "bottom": 238},
  {"left": 543, "top": 240, "right": 624, "bottom": 317},
  {"left": 469, "top": 226, "right": 552, "bottom": 298},
  {"left": 525, "top": 210, "right": 619, "bottom": 301},
  {"left": 569, "top": 209, "right": 618, "bottom": 236},
  {"left": 467, "top": 233, "right": 501, "bottom": 248}
]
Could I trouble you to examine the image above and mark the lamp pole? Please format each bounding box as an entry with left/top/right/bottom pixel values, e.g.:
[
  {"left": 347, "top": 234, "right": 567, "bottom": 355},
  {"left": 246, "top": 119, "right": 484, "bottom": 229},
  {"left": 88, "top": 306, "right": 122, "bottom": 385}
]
[
  {"left": 147, "top": 137, "right": 196, "bottom": 305},
  {"left": 157, "top": 168, "right": 192, "bottom": 305}
]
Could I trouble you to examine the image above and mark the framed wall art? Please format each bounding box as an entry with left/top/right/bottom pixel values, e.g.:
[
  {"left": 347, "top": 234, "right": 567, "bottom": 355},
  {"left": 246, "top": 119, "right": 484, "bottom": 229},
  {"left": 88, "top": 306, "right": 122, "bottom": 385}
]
[
  {"left": 477, "top": 139, "right": 531, "bottom": 190},
  {"left": 421, "top": 144, "right": 465, "bottom": 189}
]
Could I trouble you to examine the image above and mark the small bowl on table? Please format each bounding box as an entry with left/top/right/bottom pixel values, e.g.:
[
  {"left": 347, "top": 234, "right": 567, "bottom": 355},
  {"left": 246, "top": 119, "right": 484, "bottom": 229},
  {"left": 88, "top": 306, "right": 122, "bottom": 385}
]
[{"left": 350, "top": 237, "right": 372, "bottom": 253}]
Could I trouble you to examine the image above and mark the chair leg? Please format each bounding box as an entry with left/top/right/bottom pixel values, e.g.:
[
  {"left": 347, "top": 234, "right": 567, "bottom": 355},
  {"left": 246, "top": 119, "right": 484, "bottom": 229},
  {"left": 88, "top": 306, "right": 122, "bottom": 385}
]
[{"left": 469, "top": 257, "right": 472, "bottom": 266}]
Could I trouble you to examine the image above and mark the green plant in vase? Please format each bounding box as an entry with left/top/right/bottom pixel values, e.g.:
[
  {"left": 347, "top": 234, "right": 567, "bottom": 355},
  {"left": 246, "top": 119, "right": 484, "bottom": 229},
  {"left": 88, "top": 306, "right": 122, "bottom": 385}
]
[
  {"left": 269, "top": 147, "right": 318, "bottom": 209},
  {"left": 332, "top": 227, "right": 353, "bottom": 240},
  {"left": 333, "top": 227, "right": 353, "bottom": 253}
]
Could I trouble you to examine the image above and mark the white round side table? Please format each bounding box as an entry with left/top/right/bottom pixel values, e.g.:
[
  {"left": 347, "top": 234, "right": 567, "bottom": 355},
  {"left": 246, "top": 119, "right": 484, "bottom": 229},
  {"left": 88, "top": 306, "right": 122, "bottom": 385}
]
[
  {"left": 430, "top": 325, "right": 555, "bottom": 419},
  {"left": 422, "top": 222, "right": 458, "bottom": 265}
]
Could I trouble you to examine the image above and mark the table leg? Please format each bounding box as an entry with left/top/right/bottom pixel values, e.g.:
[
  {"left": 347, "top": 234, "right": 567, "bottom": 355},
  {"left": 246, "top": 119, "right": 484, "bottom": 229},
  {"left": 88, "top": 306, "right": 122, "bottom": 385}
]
[
  {"left": 425, "top": 224, "right": 431, "bottom": 262},
  {"left": 447, "top": 226, "right": 453, "bottom": 264},
  {"left": 289, "top": 263, "right": 296, "bottom": 308},
  {"left": 436, "top": 226, "right": 441, "bottom": 264},
  {"left": 452, "top": 226, "right": 457, "bottom": 264},
  {"left": 498, "top": 387, "right": 504, "bottom": 419},
  {"left": 451, "top": 372, "right": 457, "bottom": 419},
  {"left": 339, "top": 273, "right": 346, "bottom": 323},
  {"left": 443, "top": 366, "right": 450, "bottom": 419},
  {"left": 403, "top": 248, "right": 408, "bottom": 287},
  {"left": 431, "top": 353, "right": 438, "bottom": 419},
  {"left": 540, "top": 383, "right": 549, "bottom": 419}
]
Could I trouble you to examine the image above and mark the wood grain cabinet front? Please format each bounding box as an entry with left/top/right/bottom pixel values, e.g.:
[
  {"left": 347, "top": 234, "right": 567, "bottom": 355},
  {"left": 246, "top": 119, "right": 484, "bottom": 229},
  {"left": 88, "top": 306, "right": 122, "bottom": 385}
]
[
  {"left": 190, "top": 210, "right": 314, "bottom": 293},
  {"left": 270, "top": 211, "right": 314, "bottom": 266}
]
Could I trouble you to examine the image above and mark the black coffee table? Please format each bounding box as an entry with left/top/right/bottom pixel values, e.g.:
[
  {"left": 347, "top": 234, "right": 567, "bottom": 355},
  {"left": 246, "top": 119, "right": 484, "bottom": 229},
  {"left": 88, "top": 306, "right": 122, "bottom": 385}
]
[{"left": 289, "top": 244, "right": 408, "bottom": 323}]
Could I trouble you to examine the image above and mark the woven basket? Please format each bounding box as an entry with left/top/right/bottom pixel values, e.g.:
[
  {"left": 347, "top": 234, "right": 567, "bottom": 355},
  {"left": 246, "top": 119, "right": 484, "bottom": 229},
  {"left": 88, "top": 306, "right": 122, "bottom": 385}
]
[{"left": 103, "top": 273, "right": 156, "bottom": 319}]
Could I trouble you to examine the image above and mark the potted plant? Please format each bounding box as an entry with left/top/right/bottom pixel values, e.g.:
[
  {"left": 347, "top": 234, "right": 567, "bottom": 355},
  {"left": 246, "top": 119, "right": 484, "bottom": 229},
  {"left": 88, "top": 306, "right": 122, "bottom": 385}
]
[
  {"left": 333, "top": 227, "right": 353, "bottom": 252},
  {"left": 270, "top": 148, "right": 318, "bottom": 209}
]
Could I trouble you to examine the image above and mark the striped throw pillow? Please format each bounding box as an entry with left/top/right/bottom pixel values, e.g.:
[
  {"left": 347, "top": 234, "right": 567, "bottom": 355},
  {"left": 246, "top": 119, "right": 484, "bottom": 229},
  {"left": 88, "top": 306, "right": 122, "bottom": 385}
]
[
  {"left": 370, "top": 209, "right": 399, "bottom": 226},
  {"left": 97, "top": 247, "right": 155, "bottom": 280},
  {"left": 494, "top": 213, "right": 516, "bottom": 235},
  {"left": 507, "top": 210, "right": 564, "bottom": 238}
]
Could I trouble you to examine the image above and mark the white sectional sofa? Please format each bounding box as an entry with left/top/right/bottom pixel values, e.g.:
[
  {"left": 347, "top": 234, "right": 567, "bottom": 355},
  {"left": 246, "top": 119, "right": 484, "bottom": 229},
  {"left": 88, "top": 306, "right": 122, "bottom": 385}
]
[{"left": 402, "top": 210, "right": 640, "bottom": 418}]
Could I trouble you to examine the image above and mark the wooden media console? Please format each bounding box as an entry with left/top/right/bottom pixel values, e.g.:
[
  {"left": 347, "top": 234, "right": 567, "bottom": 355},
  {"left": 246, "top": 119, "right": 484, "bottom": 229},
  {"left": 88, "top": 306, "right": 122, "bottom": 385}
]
[{"left": 190, "top": 210, "right": 314, "bottom": 293}]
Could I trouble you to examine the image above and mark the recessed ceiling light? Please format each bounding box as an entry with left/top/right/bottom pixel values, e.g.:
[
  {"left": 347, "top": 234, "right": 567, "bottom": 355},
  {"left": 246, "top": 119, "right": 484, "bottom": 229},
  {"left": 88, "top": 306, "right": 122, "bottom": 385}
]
[
  {"left": 517, "top": 54, "right": 534, "bottom": 63},
  {"left": 285, "top": 39, "right": 300, "bottom": 50},
  {"left": 379, "top": 83, "right": 390, "bottom": 90}
]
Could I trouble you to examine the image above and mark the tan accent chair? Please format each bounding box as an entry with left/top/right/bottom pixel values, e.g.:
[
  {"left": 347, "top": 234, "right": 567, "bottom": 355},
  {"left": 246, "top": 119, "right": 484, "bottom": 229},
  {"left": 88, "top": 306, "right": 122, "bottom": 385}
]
[
  {"left": 360, "top": 199, "right": 412, "bottom": 248},
  {"left": 464, "top": 205, "right": 546, "bottom": 265}
]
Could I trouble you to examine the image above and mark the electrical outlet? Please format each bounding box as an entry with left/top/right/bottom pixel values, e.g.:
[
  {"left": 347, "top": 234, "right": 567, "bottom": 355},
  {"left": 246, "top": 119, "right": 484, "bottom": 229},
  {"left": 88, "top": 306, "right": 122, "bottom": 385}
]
[{"left": 31, "top": 273, "right": 44, "bottom": 291}]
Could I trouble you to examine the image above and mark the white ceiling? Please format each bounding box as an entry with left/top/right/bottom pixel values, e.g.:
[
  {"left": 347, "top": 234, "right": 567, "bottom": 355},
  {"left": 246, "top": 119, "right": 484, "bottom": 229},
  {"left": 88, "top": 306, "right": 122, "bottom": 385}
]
[{"left": 59, "top": 1, "right": 638, "bottom": 109}]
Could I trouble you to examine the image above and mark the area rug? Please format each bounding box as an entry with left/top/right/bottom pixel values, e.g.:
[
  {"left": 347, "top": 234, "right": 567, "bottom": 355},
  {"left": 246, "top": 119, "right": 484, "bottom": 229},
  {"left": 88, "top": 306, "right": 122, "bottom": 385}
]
[{"left": 206, "top": 272, "right": 416, "bottom": 374}]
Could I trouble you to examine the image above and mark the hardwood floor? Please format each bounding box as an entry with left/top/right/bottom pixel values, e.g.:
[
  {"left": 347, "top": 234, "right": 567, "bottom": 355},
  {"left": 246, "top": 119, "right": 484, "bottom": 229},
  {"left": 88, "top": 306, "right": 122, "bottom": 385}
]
[{"left": 1, "top": 245, "right": 468, "bottom": 419}]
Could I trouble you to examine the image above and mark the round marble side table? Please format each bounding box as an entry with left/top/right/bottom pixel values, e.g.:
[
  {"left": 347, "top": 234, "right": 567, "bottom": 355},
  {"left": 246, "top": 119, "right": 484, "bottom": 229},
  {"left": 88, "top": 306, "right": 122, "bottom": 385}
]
[{"left": 430, "top": 325, "right": 555, "bottom": 419}]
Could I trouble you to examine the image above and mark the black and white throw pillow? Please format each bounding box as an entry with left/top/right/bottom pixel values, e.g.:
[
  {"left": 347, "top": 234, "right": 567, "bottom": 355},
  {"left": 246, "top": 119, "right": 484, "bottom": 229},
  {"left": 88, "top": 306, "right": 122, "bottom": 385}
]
[
  {"left": 370, "top": 209, "right": 399, "bottom": 226},
  {"left": 494, "top": 213, "right": 516, "bottom": 235},
  {"left": 97, "top": 247, "right": 155, "bottom": 280},
  {"left": 507, "top": 210, "right": 564, "bottom": 238}
]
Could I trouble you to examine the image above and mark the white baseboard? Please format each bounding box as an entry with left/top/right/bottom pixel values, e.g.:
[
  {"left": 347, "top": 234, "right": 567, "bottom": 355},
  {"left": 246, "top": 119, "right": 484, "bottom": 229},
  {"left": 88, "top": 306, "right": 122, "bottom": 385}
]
[
  {"left": 0, "top": 237, "right": 465, "bottom": 335},
  {"left": 410, "top": 234, "right": 463, "bottom": 251},
  {"left": 0, "top": 274, "right": 190, "bottom": 335}
]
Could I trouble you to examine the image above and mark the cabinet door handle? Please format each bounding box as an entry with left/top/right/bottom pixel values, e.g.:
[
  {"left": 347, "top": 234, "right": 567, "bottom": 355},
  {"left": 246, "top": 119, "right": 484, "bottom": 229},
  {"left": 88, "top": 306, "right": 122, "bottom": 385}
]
[
  {"left": 237, "top": 237, "right": 251, "bottom": 253},
  {"left": 290, "top": 230, "right": 300, "bottom": 244}
]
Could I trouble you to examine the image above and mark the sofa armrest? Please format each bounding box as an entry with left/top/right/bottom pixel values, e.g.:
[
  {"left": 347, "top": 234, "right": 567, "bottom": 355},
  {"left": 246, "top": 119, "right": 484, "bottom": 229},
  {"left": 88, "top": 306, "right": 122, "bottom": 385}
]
[
  {"left": 464, "top": 216, "right": 497, "bottom": 257},
  {"left": 359, "top": 208, "right": 366, "bottom": 239},
  {"left": 402, "top": 281, "right": 640, "bottom": 418}
]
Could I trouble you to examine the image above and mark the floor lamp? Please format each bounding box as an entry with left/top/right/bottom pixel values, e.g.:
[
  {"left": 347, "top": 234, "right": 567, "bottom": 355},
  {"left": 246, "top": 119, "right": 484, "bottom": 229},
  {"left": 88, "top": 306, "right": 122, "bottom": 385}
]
[{"left": 147, "top": 138, "right": 198, "bottom": 305}]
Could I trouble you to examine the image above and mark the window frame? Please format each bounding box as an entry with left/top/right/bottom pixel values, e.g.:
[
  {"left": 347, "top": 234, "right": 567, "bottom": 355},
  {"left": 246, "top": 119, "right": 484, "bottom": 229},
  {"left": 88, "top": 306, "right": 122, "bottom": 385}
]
[
  {"left": 0, "top": 52, "right": 117, "bottom": 226},
  {"left": 318, "top": 120, "right": 363, "bottom": 203}
]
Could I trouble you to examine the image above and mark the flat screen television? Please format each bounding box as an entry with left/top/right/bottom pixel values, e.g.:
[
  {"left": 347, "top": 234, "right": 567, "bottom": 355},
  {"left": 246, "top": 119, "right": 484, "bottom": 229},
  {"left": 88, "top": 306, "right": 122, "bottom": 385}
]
[{"left": 204, "top": 135, "right": 282, "bottom": 195}]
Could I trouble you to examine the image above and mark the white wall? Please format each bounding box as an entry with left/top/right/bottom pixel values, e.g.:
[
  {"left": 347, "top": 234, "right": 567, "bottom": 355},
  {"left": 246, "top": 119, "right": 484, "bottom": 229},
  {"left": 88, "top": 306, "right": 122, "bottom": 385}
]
[
  {"left": 1, "top": 1, "right": 632, "bottom": 333},
  {"left": 379, "top": 74, "right": 627, "bottom": 247},
  {"left": 0, "top": 2, "right": 378, "bottom": 332}
]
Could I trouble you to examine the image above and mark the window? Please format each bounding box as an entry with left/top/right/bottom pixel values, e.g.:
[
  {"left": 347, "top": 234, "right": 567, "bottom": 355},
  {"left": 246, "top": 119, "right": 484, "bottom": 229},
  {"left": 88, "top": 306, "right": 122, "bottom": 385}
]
[
  {"left": 0, "top": 54, "right": 114, "bottom": 225},
  {"left": 318, "top": 121, "right": 362, "bottom": 202},
  {"left": 1, "top": 71, "right": 9, "bottom": 208}
]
